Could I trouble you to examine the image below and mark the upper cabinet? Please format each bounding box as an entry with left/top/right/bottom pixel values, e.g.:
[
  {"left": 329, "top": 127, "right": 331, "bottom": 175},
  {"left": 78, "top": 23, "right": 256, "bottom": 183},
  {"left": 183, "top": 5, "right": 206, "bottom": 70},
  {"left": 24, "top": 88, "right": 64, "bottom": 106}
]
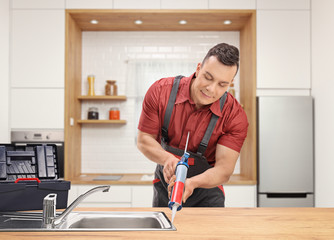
[
  {"left": 209, "top": 0, "right": 256, "bottom": 9},
  {"left": 11, "top": 9, "right": 65, "bottom": 88},
  {"left": 257, "top": 10, "right": 310, "bottom": 89},
  {"left": 160, "top": 0, "right": 208, "bottom": 9},
  {"left": 257, "top": 0, "right": 310, "bottom": 10},
  {"left": 11, "top": 0, "right": 65, "bottom": 9},
  {"left": 11, "top": 88, "right": 64, "bottom": 129},
  {"left": 66, "top": 0, "right": 113, "bottom": 9},
  {"left": 0, "top": 0, "right": 10, "bottom": 143},
  {"left": 10, "top": 7, "right": 65, "bottom": 129}
]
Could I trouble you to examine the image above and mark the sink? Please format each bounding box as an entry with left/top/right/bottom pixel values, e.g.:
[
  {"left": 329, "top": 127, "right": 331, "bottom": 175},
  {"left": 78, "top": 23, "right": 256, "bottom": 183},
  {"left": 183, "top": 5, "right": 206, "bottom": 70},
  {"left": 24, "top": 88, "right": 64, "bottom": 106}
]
[
  {"left": 0, "top": 211, "right": 176, "bottom": 231},
  {"left": 0, "top": 186, "right": 176, "bottom": 232}
]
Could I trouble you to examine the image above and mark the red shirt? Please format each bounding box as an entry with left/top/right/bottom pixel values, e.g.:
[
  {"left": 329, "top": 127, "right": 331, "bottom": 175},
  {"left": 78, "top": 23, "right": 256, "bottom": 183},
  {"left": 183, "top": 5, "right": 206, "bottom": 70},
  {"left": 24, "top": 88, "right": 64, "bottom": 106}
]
[{"left": 138, "top": 73, "right": 248, "bottom": 165}]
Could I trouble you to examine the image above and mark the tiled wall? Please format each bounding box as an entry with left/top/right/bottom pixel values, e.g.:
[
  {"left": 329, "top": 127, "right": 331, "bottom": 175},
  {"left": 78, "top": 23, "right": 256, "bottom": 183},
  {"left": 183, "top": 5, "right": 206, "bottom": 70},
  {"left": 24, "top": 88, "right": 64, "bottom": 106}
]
[{"left": 81, "top": 31, "right": 240, "bottom": 174}]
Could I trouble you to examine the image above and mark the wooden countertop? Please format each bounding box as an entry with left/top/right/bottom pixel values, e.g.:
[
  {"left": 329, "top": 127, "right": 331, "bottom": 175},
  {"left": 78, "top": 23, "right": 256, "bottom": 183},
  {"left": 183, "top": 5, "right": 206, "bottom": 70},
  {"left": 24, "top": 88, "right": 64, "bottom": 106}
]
[
  {"left": 69, "top": 173, "right": 256, "bottom": 185},
  {"left": 2, "top": 207, "right": 334, "bottom": 239}
]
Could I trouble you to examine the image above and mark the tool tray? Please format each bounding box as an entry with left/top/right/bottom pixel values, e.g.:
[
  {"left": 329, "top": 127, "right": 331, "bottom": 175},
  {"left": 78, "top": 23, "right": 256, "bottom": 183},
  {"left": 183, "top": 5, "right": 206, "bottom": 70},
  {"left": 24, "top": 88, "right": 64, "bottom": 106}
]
[{"left": 0, "top": 144, "right": 70, "bottom": 211}]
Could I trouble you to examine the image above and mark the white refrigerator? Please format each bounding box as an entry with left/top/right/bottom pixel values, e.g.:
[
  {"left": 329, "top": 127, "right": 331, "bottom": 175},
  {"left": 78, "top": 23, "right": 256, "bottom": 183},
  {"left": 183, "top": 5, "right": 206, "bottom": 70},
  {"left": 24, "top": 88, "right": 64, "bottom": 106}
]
[{"left": 257, "top": 96, "right": 314, "bottom": 207}]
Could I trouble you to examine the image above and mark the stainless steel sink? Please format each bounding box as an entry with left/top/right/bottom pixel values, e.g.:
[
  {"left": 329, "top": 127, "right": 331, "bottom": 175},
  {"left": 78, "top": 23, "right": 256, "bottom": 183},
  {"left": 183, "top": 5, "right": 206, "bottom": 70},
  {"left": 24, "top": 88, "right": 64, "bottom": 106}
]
[
  {"left": 0, "top": 211, "right": 176, "bottom": 231},
  {"left": 0, "top": 186, "right": 176, "bottom": 231}
]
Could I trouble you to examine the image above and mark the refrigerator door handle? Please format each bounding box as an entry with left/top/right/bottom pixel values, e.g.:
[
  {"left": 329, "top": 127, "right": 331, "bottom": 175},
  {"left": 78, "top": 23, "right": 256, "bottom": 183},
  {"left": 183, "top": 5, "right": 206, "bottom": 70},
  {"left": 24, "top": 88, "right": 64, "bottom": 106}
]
[{"left": 266, "top": 193, "right": 308, "bottom": 198}]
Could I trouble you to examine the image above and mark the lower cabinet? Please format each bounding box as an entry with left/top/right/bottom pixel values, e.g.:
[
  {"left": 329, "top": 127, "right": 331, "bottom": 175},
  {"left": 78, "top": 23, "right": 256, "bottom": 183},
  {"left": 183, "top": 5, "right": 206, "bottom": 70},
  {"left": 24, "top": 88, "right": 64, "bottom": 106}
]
[
  {"left": 224, "top": 185, "right": 257, "bottom": 207},
  {"left": 68, "top": 184, "right": 256, "bottom": 208},
  {"left": 68, "top": 185, "right": 153, "bottom": 208}
]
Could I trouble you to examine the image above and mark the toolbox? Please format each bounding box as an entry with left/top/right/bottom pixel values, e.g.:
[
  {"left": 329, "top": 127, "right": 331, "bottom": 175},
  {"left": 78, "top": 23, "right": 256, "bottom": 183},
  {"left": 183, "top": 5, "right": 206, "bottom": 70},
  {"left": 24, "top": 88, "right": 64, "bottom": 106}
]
[{"left": 0, "top": 144, "right": 70, "bottom": 211}]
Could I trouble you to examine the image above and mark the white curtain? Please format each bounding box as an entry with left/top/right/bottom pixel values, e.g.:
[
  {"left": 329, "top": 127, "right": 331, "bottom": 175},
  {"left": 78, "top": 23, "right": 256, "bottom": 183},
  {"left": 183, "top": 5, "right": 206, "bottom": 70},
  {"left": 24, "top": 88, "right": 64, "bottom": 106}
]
[
  {"left": 128, "top": 60, "right": 197, "bottom": 98},
  {"left": 126, "top": 59, "right": 197, "bottom": 132}
]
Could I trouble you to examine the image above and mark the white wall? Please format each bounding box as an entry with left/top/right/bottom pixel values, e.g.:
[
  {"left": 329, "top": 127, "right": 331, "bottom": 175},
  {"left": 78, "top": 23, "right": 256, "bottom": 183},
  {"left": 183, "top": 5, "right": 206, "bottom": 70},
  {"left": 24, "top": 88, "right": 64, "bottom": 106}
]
[
  {"left": 0, "top": 0, "right": 10, "bottom": 143},
  {"left": 311, "top": 0, "right": 334, "bottom": 207}
]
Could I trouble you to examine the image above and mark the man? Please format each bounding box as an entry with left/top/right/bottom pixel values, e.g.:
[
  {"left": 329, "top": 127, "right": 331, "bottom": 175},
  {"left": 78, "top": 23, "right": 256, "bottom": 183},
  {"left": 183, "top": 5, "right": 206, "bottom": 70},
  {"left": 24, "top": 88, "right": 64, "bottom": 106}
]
[{"left": 137, "top": 43, "right": 248, "bottom": 207}]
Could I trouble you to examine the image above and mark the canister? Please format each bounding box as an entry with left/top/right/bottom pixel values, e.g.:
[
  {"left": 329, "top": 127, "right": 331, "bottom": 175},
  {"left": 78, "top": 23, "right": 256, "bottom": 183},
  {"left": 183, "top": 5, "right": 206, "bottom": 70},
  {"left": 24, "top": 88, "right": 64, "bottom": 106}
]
[
  {"left": 109, "top": 107, "right": 120, "bottom": 120},
  {"left": 88, "top": 107, "right": 99, "bottom": 119}
]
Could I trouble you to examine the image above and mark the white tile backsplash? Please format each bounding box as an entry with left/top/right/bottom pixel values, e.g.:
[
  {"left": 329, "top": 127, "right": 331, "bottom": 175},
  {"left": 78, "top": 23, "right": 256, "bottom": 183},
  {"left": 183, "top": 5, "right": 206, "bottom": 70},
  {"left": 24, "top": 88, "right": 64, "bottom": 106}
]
[{"left": 81, "top": 31, "right": 240, "bottom": 174}]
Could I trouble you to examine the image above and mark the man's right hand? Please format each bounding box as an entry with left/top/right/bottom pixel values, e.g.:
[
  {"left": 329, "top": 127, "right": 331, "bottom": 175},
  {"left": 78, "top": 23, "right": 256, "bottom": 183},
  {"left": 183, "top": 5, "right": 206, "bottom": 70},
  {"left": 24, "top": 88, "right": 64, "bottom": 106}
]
[{"left": 163, "top": 155, "right": 180, "bottom": 183}]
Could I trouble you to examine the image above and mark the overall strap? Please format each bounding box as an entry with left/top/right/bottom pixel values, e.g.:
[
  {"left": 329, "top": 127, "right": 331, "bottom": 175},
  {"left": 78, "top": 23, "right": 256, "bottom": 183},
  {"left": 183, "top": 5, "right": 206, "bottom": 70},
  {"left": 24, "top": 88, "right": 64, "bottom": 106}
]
[
  {"left": 197, "top": 91, "right": 228, "bottom": 156},
  {"left": 161, "top": 75, "right": 184, "bottom": 143}
]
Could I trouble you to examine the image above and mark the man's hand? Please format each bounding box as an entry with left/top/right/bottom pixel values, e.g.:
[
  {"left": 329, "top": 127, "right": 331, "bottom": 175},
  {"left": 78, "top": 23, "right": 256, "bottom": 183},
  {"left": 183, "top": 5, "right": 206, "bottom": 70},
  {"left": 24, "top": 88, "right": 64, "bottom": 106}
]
[
  {"left": 167, "top": 176, "right": 196, "bottom": 203},
  {"left": 163, "top": 155, "right": 179, "bottom": 183},
  {"left": 167, "top": 175, "right": 177, "bottom": 199},
  {"left": 182, "top": 178, "right": 196, "bottom": 203}
]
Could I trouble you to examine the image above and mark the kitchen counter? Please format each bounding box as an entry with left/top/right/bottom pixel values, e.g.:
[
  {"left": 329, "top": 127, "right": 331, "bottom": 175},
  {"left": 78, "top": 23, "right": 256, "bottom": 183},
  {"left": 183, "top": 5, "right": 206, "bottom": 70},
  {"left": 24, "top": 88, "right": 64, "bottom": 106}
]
[{"left": 1, "top": 207, "right": 334, "bottom": 239}]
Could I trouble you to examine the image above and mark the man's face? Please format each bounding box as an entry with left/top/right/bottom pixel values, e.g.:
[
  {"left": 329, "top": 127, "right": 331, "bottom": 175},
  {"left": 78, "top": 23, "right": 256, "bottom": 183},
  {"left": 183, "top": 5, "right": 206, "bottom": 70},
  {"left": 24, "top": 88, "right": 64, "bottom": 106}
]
[{"left": 191, "top": 56, "right": 237, "bottom": 109}]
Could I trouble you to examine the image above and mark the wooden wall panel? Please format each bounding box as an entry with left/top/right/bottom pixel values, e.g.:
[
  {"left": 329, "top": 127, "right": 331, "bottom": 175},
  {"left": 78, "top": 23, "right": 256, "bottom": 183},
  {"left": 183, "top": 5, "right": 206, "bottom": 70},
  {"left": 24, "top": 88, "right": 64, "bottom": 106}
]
[
  {"left": 65, "top": 12, "right": 82, "bottom": 180},
  {"left": 239, "top": 11, "right": 257, "bottom": 181}
]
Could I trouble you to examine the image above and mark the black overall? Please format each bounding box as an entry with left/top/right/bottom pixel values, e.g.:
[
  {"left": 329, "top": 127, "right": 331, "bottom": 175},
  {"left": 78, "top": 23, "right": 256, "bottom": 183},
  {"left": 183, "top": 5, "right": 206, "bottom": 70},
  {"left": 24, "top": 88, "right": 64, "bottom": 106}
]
[{"left": 153, "top": 75, "right": 227, "bottom": 207}]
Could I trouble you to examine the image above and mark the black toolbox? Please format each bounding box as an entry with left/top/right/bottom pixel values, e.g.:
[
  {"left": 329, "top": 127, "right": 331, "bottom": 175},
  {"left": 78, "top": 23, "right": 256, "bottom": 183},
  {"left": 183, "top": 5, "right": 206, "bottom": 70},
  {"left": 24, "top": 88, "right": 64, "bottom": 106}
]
[{"left": 0, "top": 144, "right": 70, "bottom": 211}]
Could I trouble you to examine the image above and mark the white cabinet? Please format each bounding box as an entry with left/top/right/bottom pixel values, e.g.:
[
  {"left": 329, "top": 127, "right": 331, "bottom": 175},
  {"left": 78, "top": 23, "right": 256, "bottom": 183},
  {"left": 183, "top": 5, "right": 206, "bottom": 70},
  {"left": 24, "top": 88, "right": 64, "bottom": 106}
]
[
  {"left": 114, "top": 0, "right": 160, "bottom": 9},
  {"left": 66, "top": 0, "right": 114, "bottom": 9},
  {"left": 11, "top": 89, "right": 64, "bottom": 129},
  {"left": 224, "top": 185, "right": 257, "bottom": 207},
  {"left": 11, "top": 10, "right": 65, "bottom": 88},
  {"left": 161, "top": 0, "right": 208, "bottom": 9},
  {"left": 0, "top": 0, "right": 10, "bottom": 143},
  {"left": 12, "top": 0, "right": 65, "bottom": 9},
  {"left": 257, "top": 0, "right": 310, "bottom": 10},
  {"left": 72, "top": 185, "right": 132, "bottom": 208},
  {"left": 257, "top": 10, "right": 310, "bottom": 89},
  {"left": 209, "top": 0, "right": 256, "bottom": 9},
  {"left": 132, "top": 186, "right": 153, "bottom": 207},
  {"left": 68, "top": 184, "right": 255, "bottom": 208},
  {"left": 10, "top": 9, "right": 65, "bottom": 129},
  {"left": 68, "top": 185, "right": 153, "bottom": 208}
]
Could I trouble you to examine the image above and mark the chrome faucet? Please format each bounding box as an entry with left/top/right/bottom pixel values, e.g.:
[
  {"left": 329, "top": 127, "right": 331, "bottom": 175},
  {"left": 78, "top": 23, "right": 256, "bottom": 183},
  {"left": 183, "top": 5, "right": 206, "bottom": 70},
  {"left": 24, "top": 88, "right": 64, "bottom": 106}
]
[{"left": 42, "top": 185, "right": 110, "bottom": 228}]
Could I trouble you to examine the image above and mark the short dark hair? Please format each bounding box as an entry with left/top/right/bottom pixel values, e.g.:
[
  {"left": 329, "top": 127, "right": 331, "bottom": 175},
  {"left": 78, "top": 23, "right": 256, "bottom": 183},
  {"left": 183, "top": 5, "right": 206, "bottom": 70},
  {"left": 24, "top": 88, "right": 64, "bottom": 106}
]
[{"left": 202, "top": 43, "right": 239, "bottom": 75}]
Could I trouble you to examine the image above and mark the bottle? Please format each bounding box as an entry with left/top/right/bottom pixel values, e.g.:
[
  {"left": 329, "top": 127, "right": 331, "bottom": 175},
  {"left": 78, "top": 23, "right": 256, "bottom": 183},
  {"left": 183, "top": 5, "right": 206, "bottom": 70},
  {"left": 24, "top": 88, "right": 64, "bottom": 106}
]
[
  {"left": 228, "top": 83, "right": 235, "bottom": 97},
  {"left": 87, "top": 75, "right": 95, "bottom": 96},
  {"left": 109, "top": 107, "right": 120, "bottom": 120}
]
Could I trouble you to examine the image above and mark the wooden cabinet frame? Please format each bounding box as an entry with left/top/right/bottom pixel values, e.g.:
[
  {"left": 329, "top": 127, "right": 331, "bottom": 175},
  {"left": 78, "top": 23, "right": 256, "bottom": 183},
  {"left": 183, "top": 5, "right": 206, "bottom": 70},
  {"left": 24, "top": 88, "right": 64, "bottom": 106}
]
[{"left": 65, "top": 10, "right": 256, "bottom": 184}]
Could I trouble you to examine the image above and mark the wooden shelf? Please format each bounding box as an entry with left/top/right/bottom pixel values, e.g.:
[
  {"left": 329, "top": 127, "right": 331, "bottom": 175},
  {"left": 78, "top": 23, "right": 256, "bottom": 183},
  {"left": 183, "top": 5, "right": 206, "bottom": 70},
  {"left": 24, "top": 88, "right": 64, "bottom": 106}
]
[
  {"left": 77, "top": 119, "right": 127, "bottom": 124},
  {"left": 78, "top": 95, "right": 126, "bottom": 100}
]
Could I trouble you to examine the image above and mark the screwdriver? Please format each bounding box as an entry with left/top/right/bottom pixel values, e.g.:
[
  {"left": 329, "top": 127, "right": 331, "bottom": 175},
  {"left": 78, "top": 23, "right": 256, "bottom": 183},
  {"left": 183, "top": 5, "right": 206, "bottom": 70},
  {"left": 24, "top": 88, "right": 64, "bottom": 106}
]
[{"left": 168, "top": 132, "right": 190, "bottom": 223}]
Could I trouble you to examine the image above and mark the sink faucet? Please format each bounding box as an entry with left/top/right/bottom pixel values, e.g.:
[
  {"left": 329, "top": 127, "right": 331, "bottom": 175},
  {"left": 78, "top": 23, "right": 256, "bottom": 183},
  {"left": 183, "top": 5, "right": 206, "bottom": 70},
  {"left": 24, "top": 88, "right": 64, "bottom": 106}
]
[{"left": 42, "top": 185, "right": 110, "bottom": 228}]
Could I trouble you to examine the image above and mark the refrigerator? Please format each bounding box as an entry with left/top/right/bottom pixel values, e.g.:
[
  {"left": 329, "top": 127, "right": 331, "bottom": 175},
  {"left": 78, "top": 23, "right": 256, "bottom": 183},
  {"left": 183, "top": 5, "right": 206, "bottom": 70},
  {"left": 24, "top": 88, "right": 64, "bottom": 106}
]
[{"left": 257, "top": 96, "right": 314, "bottom": 207}]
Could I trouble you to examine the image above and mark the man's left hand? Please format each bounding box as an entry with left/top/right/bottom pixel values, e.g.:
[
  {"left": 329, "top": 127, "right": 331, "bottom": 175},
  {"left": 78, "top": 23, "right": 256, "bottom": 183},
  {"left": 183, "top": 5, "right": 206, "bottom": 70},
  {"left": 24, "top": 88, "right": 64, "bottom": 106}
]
[{"left": 182, "top": 178, "right": 195, "bottom": 203}]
